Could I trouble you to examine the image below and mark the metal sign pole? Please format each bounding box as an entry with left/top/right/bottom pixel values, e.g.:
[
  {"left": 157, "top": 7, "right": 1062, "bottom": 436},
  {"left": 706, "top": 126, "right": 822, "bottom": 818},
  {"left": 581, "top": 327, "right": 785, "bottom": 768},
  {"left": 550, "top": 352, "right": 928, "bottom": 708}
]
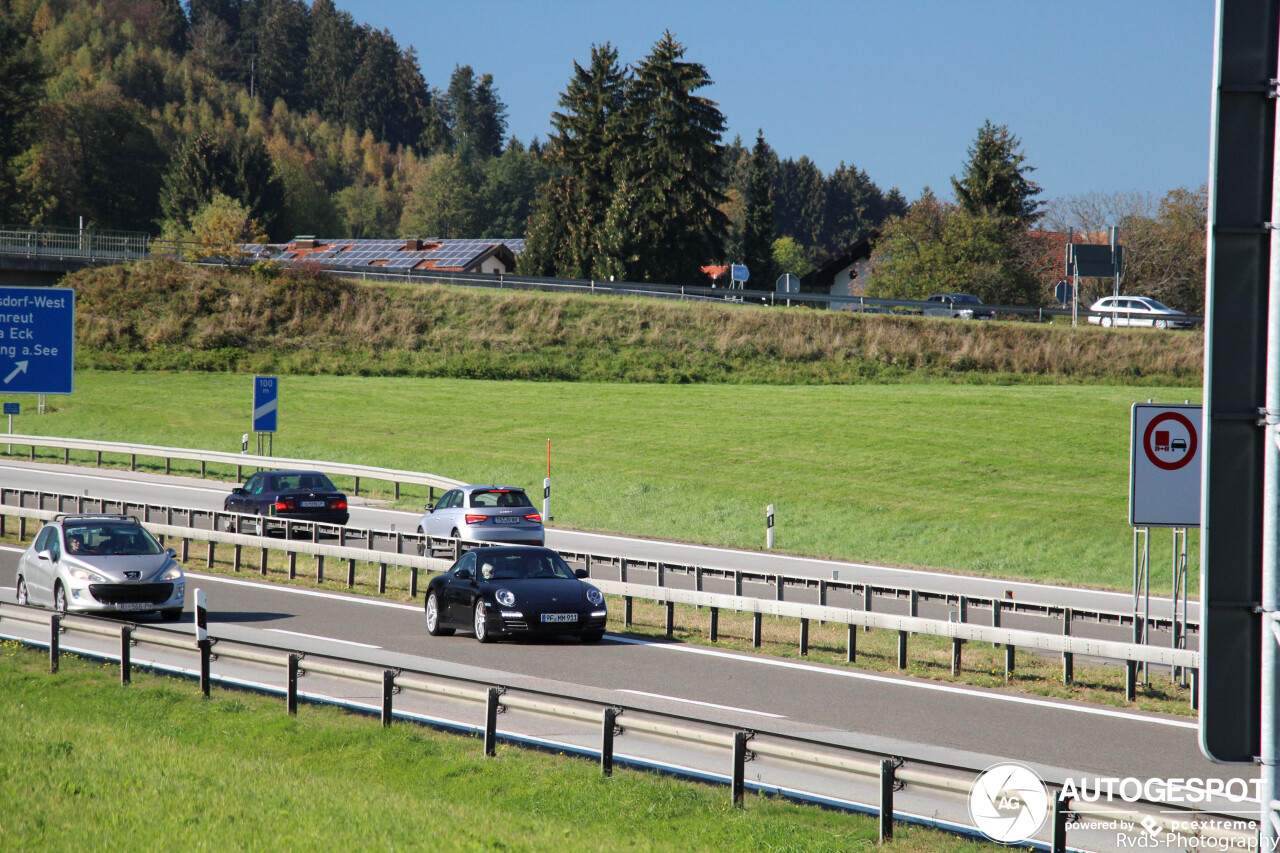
[{"left": 1261, "top": 30, "right": 1280, "bottom": 837}]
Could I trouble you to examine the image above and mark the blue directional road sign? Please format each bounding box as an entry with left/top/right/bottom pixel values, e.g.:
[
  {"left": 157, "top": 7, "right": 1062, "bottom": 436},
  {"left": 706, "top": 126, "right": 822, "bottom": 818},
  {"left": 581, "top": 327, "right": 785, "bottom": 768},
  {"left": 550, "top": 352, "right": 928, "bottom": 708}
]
[
  {"left": 731, "top": 264, "right": 749, "bottom": 283},
  {"left": 3, "top": 403, "right": 17, "bottom": 415},
  {"left": 0, "top": 287, "right": 74, "bottom": 394},
  {"left": 253, "top": 375, "right": 278, "bottom": 433}
]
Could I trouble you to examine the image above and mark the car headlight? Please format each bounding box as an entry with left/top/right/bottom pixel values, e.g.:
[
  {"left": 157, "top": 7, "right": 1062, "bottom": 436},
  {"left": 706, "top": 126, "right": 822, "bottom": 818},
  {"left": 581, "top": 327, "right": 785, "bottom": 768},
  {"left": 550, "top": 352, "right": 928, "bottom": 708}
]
[
  {"left": 586, "top": 588, "right": 604, "bottom": 606},
  {"left": 495, "top": 589, "right": 516, "bottom": 607},
  {"left": 68, "top": 567, "right": 106, "bottom": 583},
  {"left": 160, "top": 564, "right": 183, "bottom": 581}
]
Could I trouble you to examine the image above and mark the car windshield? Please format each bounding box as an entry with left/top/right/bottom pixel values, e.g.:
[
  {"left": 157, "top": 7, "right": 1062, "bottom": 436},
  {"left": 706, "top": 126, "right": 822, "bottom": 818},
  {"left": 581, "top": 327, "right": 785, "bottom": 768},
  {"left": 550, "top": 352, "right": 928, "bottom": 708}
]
[
  {"left": 275, "top": 473, "right": 337, "bottom": 491},
  {"left": 953, "top": 294, "right": 981, "bottom": 303},
  {"left": 64, "top": 523, "right": 163, "bottom": 556},
  {"left": 477, "top": 551, "right": 575, "bottom": 581},
  {"left": 469, "top": 489, "right": 534, "bottom": 509},
  {"left": 1142, "top": 299, "right": 1173, "bottom": 311}
]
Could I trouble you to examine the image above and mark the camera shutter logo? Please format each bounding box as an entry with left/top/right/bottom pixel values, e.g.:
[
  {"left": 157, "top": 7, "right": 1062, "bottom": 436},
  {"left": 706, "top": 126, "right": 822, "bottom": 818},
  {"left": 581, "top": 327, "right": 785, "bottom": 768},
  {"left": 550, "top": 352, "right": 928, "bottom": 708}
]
[{"left": 968, "top": 763, "right": 1049, "bottom": 843}]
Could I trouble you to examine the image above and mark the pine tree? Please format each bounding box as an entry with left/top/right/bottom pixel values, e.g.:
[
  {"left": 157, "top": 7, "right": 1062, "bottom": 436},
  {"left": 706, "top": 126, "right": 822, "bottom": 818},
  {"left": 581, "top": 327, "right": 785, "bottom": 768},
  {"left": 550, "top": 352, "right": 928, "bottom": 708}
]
[
  {"left": 741, "top": 131, "right": 777, "bottom": 286},
  {"left": 520, "top": 43, "right": 628, "bottom": 278},
  {"left": 951, "top": 120, "right": 1042, "bottom": 224},
  {"left": 607, "top": 31, "right": 727, "bottom": 283}
]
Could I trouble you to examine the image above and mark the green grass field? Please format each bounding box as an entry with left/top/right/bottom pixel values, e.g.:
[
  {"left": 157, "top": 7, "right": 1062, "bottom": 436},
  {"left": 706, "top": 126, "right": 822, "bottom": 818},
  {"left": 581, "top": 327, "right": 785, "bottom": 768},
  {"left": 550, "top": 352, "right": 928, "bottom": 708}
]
[
  {"left": 0, "top": 641, "right": 991, "bottom": 852},
  {"left": 7, "top": 370, "right": 1200, "bottom": 593}
]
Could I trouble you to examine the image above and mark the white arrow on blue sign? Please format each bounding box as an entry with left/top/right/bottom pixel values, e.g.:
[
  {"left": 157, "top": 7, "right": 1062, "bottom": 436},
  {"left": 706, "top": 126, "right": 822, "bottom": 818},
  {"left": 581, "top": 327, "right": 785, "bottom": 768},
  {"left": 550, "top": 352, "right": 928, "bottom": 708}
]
[
  {"left": 253, "top": 375, "right": 278, "bottom": 433},
  {"left": 0, "top": 287, "right": 74, "bottom": 394}
]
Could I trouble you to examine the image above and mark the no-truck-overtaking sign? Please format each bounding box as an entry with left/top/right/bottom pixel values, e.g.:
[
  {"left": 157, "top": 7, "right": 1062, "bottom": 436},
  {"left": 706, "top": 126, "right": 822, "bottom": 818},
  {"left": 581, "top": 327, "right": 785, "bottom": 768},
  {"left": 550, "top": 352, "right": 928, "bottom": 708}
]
[{"left": 1129, "top": 403, "right": 1201, "bottom": 527}]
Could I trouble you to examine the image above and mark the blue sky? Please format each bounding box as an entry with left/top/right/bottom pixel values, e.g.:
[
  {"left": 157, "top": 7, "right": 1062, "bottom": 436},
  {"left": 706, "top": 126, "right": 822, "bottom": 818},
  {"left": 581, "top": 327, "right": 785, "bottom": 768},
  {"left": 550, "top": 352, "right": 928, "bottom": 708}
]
[{"left": 337, "top": 0, "right": 1214, "bottom": 204}]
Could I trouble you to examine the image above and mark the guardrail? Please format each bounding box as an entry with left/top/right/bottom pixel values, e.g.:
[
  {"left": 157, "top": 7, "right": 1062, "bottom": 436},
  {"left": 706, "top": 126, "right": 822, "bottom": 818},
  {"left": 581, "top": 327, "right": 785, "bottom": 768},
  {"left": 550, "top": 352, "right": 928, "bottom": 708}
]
[
  {"left": 4, "top": 433, "right": 464, "bottom": 500},
  {"left": 0, "top": 600, "right": 1245, "bottom": 852},
  {"left": 0, "top": 224, "right": 1204, "bottom": 324},
  {"left": 0, "top": 498, "right": 1200, "bottom": 705}
]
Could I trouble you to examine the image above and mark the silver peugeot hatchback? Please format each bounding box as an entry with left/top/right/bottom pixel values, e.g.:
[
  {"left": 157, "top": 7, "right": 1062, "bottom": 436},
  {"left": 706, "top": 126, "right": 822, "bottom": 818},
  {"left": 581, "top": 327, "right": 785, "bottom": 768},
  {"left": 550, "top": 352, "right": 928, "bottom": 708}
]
[
  {"left": 15, "top": 514, "right": 185, "bottom": 621},
  {"left": 416, "top": 485, "right": 544, "bottom": 553}
]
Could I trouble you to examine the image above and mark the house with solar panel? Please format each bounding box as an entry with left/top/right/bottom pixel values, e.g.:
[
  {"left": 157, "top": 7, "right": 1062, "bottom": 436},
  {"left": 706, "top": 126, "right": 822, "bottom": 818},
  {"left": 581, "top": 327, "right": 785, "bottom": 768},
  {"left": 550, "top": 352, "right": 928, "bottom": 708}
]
[{"left": 243, "top": 236, "right": 525, "bottom": 274}]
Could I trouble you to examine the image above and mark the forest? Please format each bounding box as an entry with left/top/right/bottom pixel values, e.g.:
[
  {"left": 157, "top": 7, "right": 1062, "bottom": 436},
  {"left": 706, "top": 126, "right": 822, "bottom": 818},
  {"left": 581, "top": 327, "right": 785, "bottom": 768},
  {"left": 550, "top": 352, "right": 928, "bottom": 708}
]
[{"left": 0, "top": 0, "right": 1205, "bottom": 307}]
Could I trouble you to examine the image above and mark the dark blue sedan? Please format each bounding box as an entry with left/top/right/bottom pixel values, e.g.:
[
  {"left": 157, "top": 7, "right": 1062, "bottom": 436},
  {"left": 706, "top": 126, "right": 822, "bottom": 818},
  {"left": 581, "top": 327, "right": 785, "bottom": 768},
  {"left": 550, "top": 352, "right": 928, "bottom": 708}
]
[
  {"left": 223, "top": 469, "right": 350, "bottom": 534},
  {"left": 425, "top": 546, "right": 607, "bottom": 643}
]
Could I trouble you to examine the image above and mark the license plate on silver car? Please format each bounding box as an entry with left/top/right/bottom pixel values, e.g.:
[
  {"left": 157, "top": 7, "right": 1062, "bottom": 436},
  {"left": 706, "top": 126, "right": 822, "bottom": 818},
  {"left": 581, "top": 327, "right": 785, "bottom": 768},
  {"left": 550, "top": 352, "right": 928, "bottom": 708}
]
[
  {"left": 116, "top": 602, "right": 150, "bottom": 612},
  {"left": 541, "top": 613, "right": 578, "bottom": 623},
  {"left": 493, "top": 516, "right": 521, "bottom": 524},
  {"left": 300, "top": 501, "right": 326, "bottom": 508}
]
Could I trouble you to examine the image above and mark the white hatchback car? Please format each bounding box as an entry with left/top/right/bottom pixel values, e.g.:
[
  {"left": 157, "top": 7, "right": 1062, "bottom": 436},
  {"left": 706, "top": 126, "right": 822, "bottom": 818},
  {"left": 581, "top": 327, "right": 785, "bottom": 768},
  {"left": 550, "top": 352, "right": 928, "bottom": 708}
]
[{"left": 1087, "top": 296, "right": 1192, "bottom": 329}]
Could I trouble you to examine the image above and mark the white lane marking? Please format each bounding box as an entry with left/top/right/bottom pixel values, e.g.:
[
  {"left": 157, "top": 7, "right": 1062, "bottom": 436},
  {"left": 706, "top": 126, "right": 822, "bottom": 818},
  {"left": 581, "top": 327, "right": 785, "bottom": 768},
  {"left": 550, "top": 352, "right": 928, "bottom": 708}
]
[
  {"left": 185, "top": 572, "right": 420, "bottom": 611},
  {"left": 619, "top": 689, "right": 786, "bottom": 719},
  {"left": 264, "top": 629, "right": 380, "bottom": 649},
  {"left": 0, "top": 464, "right": 233, "bottom": 494},
  {"left": 177, "top": 574, "right": 1196, "bottom": 731},
  {"left": 607, "top": 636, "right": 1198, "bottom": 730}
]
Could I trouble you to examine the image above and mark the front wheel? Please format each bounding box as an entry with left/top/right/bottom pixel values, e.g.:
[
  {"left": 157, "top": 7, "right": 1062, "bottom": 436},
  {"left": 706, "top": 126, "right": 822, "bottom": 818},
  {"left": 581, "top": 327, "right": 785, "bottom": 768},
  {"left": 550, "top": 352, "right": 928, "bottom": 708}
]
[
  {"left": 54, "top": 583, "right": 68, "bottom": 615},
  {"left": 425, "top": 592, "right": 453, "bottom": 636},
  {"left": 1101, "top": 316, "right": 1113, "bottom": 328},
  {"left": 15, "top": 576, "right": 29, "bottom": 607},
  {"left": 474, "top": 600, "right": 494, "bottom": 643},
  {"left": 1155, "top": 319, "right": 1169, "bottom": 329}
]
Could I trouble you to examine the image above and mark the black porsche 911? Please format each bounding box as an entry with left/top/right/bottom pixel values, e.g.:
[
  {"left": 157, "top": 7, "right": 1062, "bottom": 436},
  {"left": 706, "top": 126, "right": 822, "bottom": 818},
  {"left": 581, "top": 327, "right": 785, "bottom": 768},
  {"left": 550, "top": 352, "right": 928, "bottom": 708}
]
[{"left": 424, "top": 546, "right": 607, "bottom": 643}]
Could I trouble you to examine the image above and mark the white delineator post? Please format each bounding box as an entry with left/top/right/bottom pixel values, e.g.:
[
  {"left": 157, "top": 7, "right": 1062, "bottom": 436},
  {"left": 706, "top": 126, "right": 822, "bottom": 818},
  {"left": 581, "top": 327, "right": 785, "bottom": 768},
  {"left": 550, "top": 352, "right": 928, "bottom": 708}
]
[
  {"left": 766, "top": 504, "right": 775, "bottom": 549},
  {"left": 543, "top": 439, "right": 551, "bottom": 522}
]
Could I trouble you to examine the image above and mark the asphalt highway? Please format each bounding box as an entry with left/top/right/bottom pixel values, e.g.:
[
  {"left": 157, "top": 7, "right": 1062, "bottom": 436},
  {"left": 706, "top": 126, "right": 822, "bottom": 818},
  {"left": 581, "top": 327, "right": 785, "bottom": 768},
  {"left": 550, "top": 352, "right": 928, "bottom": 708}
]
[{"left": 0, "top": 459, "right": 1196, "bottom": 623}]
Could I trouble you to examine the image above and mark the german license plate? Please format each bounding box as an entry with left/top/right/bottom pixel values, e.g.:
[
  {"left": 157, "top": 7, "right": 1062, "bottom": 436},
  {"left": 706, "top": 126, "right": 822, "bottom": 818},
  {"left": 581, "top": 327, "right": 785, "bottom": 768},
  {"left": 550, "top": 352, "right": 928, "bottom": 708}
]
[
  {"left": 541, "top": 613, "right": 578, "bottom": 623},
  {"left": 493, "top": 516, "right": 521, "bottom": 524},
  {"left": 116, "top": 602, "right": 150, "bottom": 612},
  {"left": 300, "top": 501, "right": 326, "bottom": 508}
]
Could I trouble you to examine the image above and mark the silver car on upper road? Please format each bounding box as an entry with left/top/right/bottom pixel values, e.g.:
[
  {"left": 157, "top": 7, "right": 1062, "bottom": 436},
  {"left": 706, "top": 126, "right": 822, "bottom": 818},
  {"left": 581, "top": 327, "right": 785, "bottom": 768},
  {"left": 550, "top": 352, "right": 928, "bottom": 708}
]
[
  {"left": 417, "top": 485, "right": 544, "bottom": 553},
  {"left": 15, "top": 514, "right": 185, "bottom": 621}
]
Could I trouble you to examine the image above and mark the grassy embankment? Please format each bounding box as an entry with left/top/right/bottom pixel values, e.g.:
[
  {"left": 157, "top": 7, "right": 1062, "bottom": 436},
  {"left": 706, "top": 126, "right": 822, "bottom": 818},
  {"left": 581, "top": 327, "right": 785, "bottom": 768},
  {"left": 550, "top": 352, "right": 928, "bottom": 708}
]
[
  {"left": 69, "top": 259, "right": 1202, "bottom": 385},
  {"left": 0, "top": 641, "right": 991, "bottom": 852}
]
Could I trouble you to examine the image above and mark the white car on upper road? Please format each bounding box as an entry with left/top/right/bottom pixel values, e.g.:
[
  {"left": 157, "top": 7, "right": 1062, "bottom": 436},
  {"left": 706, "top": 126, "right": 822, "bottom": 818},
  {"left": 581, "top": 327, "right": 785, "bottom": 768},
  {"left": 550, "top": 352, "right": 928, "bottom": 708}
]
[{"left": 1087, "top": 296, "right": 1193, "bottom": 329}]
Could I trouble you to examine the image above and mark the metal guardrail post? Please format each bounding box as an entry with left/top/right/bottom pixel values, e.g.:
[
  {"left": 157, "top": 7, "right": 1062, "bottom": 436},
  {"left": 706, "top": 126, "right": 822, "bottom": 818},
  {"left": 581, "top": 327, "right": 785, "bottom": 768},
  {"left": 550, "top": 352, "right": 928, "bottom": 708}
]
[
  {"left": 951, "top": 637, "right": 962, "bottom": 675},
  {"left": 206, "top": 540, "right": 215, "bottom": 569},
  {"left": 863, "top": 585, "right": 873, "bottom": 632},
  {"left": 1051, "top": 791, "right": 1070, "bottom": 853},
  {"left": 288, "top": 552, "right": 297, "bottom": 579},
  {"left": 601, "top": 708, "right": 618, "bottom": 777},
  {"left": 382, "top": 670, "right": 395, "bottom": 727},
  {"left": 1125, "top": 660, "right": 1138, "bottom": 702},
  {"left": 879, "top": 759, "right": 895, "bottom": 841},
  {"left": 346, "top": 558, "right": 356, "bottom": 588},
  {"left": 623, "top": 596, "right": 632, "bottom": 627},
  {"left": 199, "top": 639, "right": 211, "bottom": 697},
  {"left": 752, "top": 612, "right": 762, "bottom": 648},
  {"left": 847, "top": 623, "right": 856, "bottom": 662},
  {"left": 378, "top": 563, "right": 387, "bottom": 594},
  {"left": 710, "top": 607, "right": 718, "bottom": 642},
  {"left": 120, "top": 626, "right": 132, "bottom": 685},
  {"left": 49, "top": 615, "right": 60, "bottom": 673},
  {"left": 732, "top": 731, "right": 750, "bottom": 806},
  {"left": 800, "top": 618, "right": 809, "bottom": 656},
  {"left": 316, "top": 555, "right": 324, "bottom": 583},
  {"left": 260, "top": 547, "right": 268, "bottom": 576},
  {"left": 233, "top": 544, "right": 242, "bottom": 572},
  {"left": 409, "top": 565, "right": 418, "bottom": 598},
  {"left": 664, "top": 601, "right": 674, "bottom": 637},
  {"left": 897, "top": 631, "right": 908, "bottom": 669},
  {"left": 484, "top": 688, "right": 501, "bottom": 757},
  {"left": 287, "top": 653, "right": 301, "bottom": 715},
  {"left": 1005, "top": 644, "right": 1016, "bottom": 682}
]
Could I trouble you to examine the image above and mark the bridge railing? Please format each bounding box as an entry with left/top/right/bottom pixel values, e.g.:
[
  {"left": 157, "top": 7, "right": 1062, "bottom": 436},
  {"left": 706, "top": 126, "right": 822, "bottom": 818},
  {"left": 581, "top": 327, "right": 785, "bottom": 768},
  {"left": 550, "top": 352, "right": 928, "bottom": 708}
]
[{"left": 0, "top": 225, "right": 149, "bottom": 260}]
